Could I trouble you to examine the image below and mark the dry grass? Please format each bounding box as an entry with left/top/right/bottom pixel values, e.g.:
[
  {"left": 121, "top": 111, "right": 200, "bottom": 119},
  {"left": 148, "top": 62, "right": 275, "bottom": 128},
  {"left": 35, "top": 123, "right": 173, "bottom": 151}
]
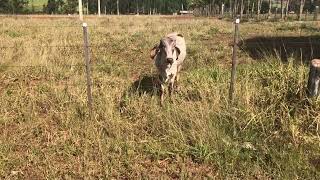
[{"left": 0, "top": 15, "right": 320, "bottom": 179}]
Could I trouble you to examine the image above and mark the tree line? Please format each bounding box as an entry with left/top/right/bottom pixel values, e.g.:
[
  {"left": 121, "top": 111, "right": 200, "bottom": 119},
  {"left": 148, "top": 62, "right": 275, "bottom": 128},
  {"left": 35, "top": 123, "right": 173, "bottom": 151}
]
[
  {"left": 0, "top": 0, "right": 318, "bottom": 19},
  {"left": 0, "top": 0, "right": 189, "bottom": 14},
  {"left": 192, "top": 0, "right": 319, "bottom": 20}
]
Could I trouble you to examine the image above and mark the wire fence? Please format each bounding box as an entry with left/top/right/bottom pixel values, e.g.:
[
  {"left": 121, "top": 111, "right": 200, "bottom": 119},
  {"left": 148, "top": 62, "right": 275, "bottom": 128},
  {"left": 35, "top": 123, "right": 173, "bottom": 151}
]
[
  {"left": 1, "top": 20, "right": 320, "bottom": 115},
  {"left": 1, "top": 40, "right": 320, "bottom": 49},
  {"left": 1, "top": 34, "right": 319, "bottom": 67}
]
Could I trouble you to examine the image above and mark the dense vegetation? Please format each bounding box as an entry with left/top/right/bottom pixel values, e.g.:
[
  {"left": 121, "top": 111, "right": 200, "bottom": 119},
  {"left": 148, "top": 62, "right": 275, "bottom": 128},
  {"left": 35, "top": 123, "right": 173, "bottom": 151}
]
[
  {"left": 0, "top": 15, "right": 319, "bottom": 179},
  {"left": 0, "top": 0, "right": 319, "bottom": 16}
]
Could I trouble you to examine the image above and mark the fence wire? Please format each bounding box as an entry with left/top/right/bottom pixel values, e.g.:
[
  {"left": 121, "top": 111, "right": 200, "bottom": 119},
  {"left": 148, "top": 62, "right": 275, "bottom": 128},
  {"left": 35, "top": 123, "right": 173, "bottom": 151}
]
[
  {"left": 1, "top": 23, "right": 319, "bottom": 89},
  {"left": 1, "top": 41, "right": 319, "bottom": 49}
]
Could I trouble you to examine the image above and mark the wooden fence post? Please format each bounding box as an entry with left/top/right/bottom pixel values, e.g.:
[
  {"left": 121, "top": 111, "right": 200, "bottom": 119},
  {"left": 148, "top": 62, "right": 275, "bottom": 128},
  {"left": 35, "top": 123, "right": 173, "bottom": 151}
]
[
  {"left": 314, "top": 6, "right": 319, "bottom": 21},
  {"left": 229, "top": 17, "right": 240, "bottom": 102},
  {"left": 82, "top": 23, "right": 93, "bottom": 119},
  {"left": 307, "top": 59, "right": 320, "bottom": 97}
]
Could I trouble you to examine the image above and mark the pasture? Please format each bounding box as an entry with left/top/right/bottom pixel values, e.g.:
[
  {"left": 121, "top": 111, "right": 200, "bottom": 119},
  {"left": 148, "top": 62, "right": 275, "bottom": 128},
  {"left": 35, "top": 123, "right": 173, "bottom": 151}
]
[
  {"left": 0, "top": 15, "right": 320, "bottom": 179},
  {"left": 28, "top": 0, "right": 47, "bottom": 12}
]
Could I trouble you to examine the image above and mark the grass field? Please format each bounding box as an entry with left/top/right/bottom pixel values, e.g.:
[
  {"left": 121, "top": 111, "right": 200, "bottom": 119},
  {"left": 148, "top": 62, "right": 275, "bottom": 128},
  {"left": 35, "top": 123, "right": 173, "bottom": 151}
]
[
  {"left": 0, "top": 15, "right": 320, "bottom": 179},
  {"left": 27, "top": 0, "right": 46, "bottom": 11}
]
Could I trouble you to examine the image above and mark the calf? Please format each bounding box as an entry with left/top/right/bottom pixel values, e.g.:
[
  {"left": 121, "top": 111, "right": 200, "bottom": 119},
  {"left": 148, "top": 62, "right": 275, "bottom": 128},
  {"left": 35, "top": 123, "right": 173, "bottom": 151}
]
[{"left": 150, "top": 32, "right": 187, "bottom": 105}]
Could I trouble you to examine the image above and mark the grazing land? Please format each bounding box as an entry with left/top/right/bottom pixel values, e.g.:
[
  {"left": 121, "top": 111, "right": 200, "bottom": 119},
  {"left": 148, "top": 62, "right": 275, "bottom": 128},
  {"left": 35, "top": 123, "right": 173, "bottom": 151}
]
[
  {"left": 28, "top": 0, "right": 47, "bottom": 12},
  {"left": 0, "top": 15, "right": 320, "bottom": 179}
]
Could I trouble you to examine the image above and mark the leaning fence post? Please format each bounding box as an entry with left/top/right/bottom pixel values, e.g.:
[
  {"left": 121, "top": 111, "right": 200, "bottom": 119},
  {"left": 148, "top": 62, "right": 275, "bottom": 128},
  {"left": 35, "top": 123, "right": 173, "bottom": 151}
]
[
  {"left": 229, "top": 17, "right": 240, "bottom": 102},
  {"left": 307, "top": 59, "right": 320, "bottom": 97},
  {"left": 82, "top": 23, "right": 93, "bottom": 118},
  {"left": 314, "top": 6, "right": 319, "bottom": 21}
]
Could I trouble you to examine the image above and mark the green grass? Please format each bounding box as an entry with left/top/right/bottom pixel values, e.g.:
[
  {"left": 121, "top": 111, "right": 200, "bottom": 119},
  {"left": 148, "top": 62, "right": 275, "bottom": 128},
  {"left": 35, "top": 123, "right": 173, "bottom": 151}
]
[
  {"left": 27, "top": 0, "right": 54, "bottom": 12},
  {"left": 0, "top": 16, "right": 319, "bottom": 179}
]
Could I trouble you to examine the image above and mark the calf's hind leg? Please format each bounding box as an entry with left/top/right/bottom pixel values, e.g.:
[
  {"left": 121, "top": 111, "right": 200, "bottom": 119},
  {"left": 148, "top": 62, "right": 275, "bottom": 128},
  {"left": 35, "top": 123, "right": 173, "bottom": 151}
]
[{"left": 175, "top": 65, "right": 182, "bottom": 91}]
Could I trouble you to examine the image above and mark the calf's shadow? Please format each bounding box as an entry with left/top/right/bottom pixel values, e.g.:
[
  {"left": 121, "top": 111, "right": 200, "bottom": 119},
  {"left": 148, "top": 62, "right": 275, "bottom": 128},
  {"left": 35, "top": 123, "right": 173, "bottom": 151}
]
[
  {"left": 119, "top": 75, "right": 159, "bottom": 113},
  {"left": 130, "top": 75, "right": 159, "bottom": 96}
]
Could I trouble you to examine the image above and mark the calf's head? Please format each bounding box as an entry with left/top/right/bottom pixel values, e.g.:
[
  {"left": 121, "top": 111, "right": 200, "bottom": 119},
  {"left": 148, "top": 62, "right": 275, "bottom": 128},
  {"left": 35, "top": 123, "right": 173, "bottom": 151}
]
[{"left": 150, "top": 37, "right": 180, "bottom": 65}]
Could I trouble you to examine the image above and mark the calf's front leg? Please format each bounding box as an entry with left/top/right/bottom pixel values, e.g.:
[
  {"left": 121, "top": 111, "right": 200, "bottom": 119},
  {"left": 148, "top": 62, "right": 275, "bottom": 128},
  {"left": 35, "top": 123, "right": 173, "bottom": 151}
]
[
  {"left": 159, "top": 83, "right": 164, "bottom": 106},
  {"left": 168, "top": 75, "right": 176, "bottom": 98},
  {"left": 174, "top": 73, "right": 180, "bottom": 92}
]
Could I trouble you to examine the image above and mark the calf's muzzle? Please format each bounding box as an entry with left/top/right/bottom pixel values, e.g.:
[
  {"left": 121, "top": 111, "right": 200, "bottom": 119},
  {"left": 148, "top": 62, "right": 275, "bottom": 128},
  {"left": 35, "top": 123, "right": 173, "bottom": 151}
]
[{"left": 166, "top": 58, "right": 174, "bottom": 65}]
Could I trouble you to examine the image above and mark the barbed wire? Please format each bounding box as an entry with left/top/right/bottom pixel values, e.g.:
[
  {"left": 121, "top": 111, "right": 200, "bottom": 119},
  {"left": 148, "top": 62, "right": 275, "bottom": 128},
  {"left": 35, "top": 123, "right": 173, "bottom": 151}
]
[
  {"left": 0, "top": 25, "right": 82, "bottom": 28},
  {"left": 0, "top": 45, "right": 83, "bottom": 48},
  {"left": 0, "top": 62, "right": 152, "bottom": 68},
  {"left": 239, "top": 42, "right": 320, "bottom": 45},
  {"left": 0, "top": 64, "right": 84, "bottom": 68},
  {"left": 1, "top": 41, "right": 320, "bottom": 49},
  {"left": 0, "top": 83, "right": 85, "bottom": 88},
  {"left": 0, "top": 24, "right": 215, "bottom": 28},
  {"left": 1, "top": 16, "right": 318, "bottom": 108},
  {"left": 0, "top": 80, "right": 133, "bottom": 88}
]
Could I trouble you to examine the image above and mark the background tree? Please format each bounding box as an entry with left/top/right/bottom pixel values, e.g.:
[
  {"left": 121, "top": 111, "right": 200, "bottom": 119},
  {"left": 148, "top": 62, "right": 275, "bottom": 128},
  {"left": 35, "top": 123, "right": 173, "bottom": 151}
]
[
  {"left": 285, "top": 0, "right": 290, "bottom": 18},
  {"left": 62, "top": 0, "right": 77, "bottom": 14},
  {"left": 0, "top": 0, "right": 10, "bottom": 13},
  {"left": 117, "top": 0, "right": 119, "bottom": 15},
  {"left": 1, "top": 0, "right": 318, "bottom": 18},
  {"left": 0, "top": 0, "right": 29, "bottom": 13},
  {"left": 298, "top": 0, "right": 305, "bottom": 20},
  {"left": 257, "top": 0, "right": 261, "bottom": 19},
  {"left": 281, "top": 0, "right": 284, "bottom": 19},
  {"left": 46, "top": 0, "right": 57, "bottom": 14},
  {"left": 240, "top": 0, "right": 244, "bottom": 19},
  {"left": 268, "top": 0, "right": 272, "bottom": 18}
]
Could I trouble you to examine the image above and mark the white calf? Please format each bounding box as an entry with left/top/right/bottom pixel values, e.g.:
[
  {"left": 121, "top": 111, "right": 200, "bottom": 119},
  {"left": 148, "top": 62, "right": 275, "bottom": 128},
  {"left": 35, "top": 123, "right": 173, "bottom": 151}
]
[{"left": 150, "top": 32, "right": 187, "bottom": 105}]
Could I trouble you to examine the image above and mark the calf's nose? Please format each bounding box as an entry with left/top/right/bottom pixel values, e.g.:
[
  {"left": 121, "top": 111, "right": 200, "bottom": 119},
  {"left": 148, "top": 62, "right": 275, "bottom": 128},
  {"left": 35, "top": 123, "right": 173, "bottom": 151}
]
[{"left": 167, "top": 58, "right": 173, "bottom": 65}]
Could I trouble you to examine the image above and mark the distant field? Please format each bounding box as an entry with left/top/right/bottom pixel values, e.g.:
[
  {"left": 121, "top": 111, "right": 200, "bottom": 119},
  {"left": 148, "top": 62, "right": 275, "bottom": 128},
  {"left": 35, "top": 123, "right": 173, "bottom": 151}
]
[
  {"left": 28, "top": 0, "right": 49, "bottom": 12},
  {"left": 0, "top": 15, "right": 320, "bottom": 179}
]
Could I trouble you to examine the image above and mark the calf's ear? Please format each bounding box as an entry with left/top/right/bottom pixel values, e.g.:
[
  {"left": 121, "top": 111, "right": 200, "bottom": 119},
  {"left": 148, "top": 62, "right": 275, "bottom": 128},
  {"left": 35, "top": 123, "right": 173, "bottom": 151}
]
[
  {"left": 175, "top": 46, "right": 181, "bottom": 60},
  {"left": 172, "top": 39, "right": 177, "bottom": 48},
  {"left": 150, "top": 44, "right": 159, "bottom": 60},
  {"left": 172, "top": 39, "right": 180, "bottom": 59}
]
